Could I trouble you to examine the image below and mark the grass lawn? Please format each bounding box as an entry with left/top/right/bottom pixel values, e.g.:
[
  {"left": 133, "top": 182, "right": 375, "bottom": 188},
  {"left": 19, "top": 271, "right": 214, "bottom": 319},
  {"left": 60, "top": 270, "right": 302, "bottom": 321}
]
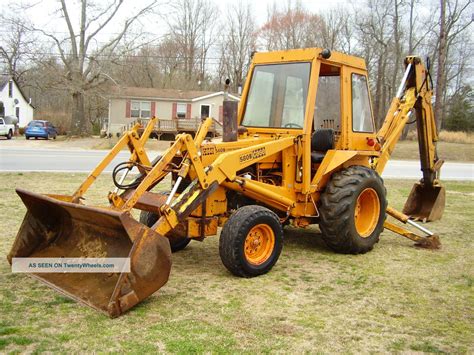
[{"left": 0, "top": 173, "right": 473, "bottom": 353}]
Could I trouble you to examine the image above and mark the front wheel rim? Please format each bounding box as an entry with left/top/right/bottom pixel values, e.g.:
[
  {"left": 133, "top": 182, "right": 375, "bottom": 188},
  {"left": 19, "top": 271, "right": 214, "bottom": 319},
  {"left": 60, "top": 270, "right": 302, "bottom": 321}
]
[
  {"left": 354, "top": 188, "right": 380, "bottom": 237},
  {"left": 244, "top": 224, "right": 275, "bottom": 265}
]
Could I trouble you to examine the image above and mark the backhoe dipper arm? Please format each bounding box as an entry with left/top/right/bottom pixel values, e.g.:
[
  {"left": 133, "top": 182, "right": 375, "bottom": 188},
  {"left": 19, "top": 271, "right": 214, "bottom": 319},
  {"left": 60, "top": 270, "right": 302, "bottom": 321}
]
[
  {"left": 376, "top": 57, "right": 445, "bottom": 222},
  {"left": 375, "top": 56, "right": 442, "bottom": 183}
]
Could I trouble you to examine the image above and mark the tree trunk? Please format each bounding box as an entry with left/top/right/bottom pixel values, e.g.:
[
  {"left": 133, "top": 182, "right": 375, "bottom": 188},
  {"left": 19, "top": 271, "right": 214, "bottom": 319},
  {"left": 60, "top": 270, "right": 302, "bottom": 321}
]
[
  {"left": 434, "top": 0, "right": 447, "bottom": 131},
  {"left": 70, "top": 91, "right": 89, "bottom": 136}
]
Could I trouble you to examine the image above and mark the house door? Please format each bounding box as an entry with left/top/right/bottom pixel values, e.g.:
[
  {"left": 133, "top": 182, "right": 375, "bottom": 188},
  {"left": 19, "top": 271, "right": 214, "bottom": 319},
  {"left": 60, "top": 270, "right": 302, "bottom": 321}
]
[{"left": 200, "top": 105, "right": 210, "bottom": 119}]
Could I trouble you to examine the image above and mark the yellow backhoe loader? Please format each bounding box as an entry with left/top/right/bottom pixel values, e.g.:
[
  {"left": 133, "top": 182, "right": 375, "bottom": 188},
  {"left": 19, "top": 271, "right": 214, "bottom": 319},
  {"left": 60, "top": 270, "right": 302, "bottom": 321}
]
[{"left": 8, "top": 48, "right": 445, "bottom": 317}]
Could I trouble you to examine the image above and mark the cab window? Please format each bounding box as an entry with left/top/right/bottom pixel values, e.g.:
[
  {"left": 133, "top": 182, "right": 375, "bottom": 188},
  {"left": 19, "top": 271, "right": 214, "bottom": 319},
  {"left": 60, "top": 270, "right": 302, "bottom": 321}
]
[
  {"left": 242, "top": 62, "right": 310, "bottom": 128},
  {"left": 352, "top": 74, "right": 374, "bottom": 132},
  {"left": 314, "top": 65, "right": 341, "bottom": 132}
]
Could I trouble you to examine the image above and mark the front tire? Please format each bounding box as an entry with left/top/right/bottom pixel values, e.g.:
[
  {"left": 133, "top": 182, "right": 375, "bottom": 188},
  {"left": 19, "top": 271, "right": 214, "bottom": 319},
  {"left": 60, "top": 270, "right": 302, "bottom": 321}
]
[
  {"left": 219, "top": 205, "right": 283, "bottom": 277},
  {"left": 319, "top": 166, "right": 387, "bottom": 254}
]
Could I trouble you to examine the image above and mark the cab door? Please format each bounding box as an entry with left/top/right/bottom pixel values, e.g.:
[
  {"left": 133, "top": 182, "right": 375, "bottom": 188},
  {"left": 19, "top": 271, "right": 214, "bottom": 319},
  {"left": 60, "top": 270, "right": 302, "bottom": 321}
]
[{"left": 343, "top": 67, "right": 377, "bottom": 151}]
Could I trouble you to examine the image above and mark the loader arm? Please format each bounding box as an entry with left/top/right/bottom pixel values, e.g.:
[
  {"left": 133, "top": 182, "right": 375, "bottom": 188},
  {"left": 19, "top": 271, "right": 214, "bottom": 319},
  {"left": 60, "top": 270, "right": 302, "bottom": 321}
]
[{"left": 128, "top": 135, "right": 296, "bottom": 237}]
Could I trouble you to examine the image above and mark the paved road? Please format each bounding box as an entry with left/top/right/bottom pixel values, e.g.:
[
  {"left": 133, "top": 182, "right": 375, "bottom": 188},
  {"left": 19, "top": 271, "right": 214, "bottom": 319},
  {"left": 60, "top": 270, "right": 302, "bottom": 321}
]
[
  {"left": 0, "top": 147, "right": 473, "bottom": 180},
  {"left": 0, "top": 147, "right": 162, "bottom": 173}
]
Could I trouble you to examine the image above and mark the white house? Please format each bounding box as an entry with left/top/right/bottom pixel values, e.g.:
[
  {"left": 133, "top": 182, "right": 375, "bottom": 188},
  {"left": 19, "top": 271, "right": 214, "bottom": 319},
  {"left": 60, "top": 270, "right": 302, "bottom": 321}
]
[{"left": 0, "top": 77, "right": 35, "bottom": 128}]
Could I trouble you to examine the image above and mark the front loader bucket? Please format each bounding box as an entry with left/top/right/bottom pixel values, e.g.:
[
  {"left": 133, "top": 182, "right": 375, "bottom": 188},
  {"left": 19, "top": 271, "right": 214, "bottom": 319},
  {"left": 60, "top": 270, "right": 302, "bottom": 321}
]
[
  {"left": 7, "top": 188, "right": 172, "bottom": 318},
  {"left": 402, "top": 182, "right": 446, "bottom": 222}
]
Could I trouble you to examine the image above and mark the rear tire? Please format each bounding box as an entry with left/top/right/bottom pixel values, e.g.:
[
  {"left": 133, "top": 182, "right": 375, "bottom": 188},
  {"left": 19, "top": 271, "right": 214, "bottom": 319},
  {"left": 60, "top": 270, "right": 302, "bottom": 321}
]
[
  {"left": 319, "top": 166, "right": 387, "bottom": 254},
  {"left": 7, "top": 130, "right": 12, "bottom": 139},
  {"left": 219, "top": 205, "right": 283, "bottom": 277},
  {"left": 139, "top": 210, "right": 190, "bottom": 252}
]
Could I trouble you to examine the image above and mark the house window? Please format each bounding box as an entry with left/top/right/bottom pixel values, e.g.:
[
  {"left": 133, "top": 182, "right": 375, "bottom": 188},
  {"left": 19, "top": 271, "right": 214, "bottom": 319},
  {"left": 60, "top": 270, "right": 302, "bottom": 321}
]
[
  {"left": 131, "top": 101, "right": 151, "bottom": 118},
  {"left": 8, "top": 81, "right": 13, "bottom": 98},
  {"left": 16, "top": 107, "right": 19, "bottom": 118},
  {"left": 176, "top": 103, "right": 187, "bottom": 119}
]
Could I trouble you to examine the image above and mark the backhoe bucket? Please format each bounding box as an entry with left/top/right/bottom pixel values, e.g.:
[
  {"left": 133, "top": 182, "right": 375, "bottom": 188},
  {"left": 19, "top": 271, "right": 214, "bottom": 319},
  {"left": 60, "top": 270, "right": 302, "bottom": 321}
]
[
  {"left": 7, "top": 188, "right": 172, "bottom": 318},
  {"left": 402, "top": 182, "right": 445, "bottom": 222}
]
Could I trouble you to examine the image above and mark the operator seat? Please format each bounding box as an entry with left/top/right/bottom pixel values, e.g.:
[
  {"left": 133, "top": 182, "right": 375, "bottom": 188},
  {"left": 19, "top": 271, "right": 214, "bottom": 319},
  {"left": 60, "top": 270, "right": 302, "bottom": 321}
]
[{"left": 311, "top": 128, "right": 335, "bottom": 164}]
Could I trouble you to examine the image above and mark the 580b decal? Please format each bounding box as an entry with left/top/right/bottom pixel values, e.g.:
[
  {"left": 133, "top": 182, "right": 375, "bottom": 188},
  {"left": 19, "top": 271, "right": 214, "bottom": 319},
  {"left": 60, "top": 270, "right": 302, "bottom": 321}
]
[{"left": 239, "top": 147, "right": 266, "bottom": 164}]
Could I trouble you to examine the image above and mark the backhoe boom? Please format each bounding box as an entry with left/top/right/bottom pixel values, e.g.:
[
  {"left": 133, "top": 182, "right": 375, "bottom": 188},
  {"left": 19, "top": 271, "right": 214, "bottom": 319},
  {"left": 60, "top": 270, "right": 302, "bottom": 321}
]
[{"left": 375, "top": 56, "right": 445, "bottom": 221}]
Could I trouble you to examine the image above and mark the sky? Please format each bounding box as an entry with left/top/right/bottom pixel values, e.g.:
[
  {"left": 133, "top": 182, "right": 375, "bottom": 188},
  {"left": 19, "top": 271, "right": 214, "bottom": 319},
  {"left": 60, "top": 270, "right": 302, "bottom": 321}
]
[
  {"left": 6, "top": 0, "right": 349, "bottom": 41},
  {"left": 0, "top": 0, "right": 349, "bottom": 68}
]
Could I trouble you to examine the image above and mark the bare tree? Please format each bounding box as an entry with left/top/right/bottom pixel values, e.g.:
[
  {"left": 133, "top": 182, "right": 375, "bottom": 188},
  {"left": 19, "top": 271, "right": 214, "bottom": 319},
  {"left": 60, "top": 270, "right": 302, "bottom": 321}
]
[
  {"left": 435, "top": 0, "right": 448, "bottom": 130},
  {"left": 0, "top": 15, "right": 37, "bottom": 84},
  {"left": 166, "top": 0, "right": 218, "bottom": 86},
  {"left": 26, "top": 0, "right": 158, "bottom": 135},
  {"left": 356, "top": 0, "right": 395, "bottom": 127},
  {"left": 434, "top": 0, "right": 472, "bottom": 129},
  {"left": 320, "top": 7, "right": 353, "bottom": 52},
  {"left": 219, "top": 1, "right": 257, "bottom": 93},
  {"left": 259, "top": 0, "right": 325, "bottom": 50}
]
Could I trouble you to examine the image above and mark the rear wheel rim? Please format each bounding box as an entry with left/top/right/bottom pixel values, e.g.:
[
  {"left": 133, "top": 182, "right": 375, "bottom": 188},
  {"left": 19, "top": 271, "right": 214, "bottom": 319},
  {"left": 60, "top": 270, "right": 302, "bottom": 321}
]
[
  {"left": 244, "top": 224, "right": 275, "bottom": 265},
  {"left": 354, "top": 188, "right": 380, "bottom": 237}
]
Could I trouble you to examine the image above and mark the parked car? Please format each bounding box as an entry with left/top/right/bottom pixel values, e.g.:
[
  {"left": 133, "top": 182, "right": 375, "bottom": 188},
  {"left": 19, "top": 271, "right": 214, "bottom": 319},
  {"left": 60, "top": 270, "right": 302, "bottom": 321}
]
[
  {"left": 0, "top": 117, "right": 15, "bottom": 139},
  {"left": 25, "top": 120, "right": 58, "bottom": 140}
]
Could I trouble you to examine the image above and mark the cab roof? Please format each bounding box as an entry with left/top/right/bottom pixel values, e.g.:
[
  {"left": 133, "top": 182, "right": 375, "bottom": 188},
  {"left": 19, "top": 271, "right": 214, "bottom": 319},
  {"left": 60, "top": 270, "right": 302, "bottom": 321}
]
[{"left": 252, "top": 48, "right": 367, "bottom": 71}]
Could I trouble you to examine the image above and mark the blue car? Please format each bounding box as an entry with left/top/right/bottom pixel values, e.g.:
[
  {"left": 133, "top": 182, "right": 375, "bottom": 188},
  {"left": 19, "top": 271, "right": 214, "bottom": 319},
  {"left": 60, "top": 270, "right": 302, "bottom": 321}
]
[{"left": 25, "top": 120, "right": 58, "bottom": 140}]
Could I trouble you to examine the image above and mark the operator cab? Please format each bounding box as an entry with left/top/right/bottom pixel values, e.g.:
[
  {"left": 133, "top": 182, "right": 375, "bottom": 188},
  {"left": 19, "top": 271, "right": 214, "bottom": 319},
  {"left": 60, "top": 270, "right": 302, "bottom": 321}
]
[{"left": 239, "top": 48, "right": 377, "bottom": 169}]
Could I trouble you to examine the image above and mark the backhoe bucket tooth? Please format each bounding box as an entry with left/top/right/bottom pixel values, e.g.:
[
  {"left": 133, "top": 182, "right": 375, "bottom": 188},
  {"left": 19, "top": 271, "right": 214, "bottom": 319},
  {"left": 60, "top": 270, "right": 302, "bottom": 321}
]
[
  {"left": 414, "top": 234, "right": 441, "bottom": 249},
  {"left": 402, "top": 182, "right": 445, "bottom": 222},
  {"left": 7, "top": 188, "right": 172, "bottom": 318}
]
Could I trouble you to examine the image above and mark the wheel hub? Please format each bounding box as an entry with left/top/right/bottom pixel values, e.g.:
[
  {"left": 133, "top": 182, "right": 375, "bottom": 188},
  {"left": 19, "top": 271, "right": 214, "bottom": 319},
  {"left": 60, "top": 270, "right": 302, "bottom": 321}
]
[
  {"left": 354, "top": 188, "right": 380, "bottom": 237},
  {"left": 244, "top": 224, "right": 275, "bottom": 265}
]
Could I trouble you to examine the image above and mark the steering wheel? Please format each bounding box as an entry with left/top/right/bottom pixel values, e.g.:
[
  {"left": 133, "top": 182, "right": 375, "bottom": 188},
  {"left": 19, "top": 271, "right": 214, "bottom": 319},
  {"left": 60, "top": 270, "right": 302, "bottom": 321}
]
[{"left": 284, "top": 122, "right": 303, "bottom": 129}]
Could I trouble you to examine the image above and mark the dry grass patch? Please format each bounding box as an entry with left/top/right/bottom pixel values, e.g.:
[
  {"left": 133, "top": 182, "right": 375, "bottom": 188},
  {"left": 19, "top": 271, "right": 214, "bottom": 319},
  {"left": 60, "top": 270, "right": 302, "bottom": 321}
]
[
  {"left": 438, "top": 131, "right": 474, "bottom": 144},
  {"left": 406, "top": 130, "right": 474, "bottom": 144},
  {"left": 0, "top": 173, "right": 473, "bottom": 353},
  {"left": 392, "top": 140, "right": 474, "bottom": 162}
]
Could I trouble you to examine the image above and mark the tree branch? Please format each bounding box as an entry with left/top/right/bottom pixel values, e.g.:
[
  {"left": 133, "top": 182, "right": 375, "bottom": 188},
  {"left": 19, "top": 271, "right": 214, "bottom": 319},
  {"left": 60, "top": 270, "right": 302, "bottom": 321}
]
[{"left": 60, "top": 0, "right": 78, "bottom": 59}]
